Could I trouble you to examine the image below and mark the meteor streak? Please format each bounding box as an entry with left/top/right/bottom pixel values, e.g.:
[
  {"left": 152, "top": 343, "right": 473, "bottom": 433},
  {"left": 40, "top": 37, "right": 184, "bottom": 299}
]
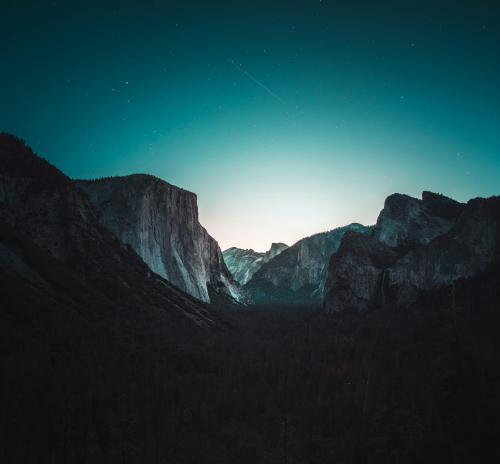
[{"left": 228, "top": 59, "right": 285, "bottom": 104}]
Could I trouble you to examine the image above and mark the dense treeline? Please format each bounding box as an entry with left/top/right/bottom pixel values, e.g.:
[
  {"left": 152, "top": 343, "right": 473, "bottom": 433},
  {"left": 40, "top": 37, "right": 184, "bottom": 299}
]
[{"left": 2, "top": 267, "right": 500, "bottom": 463}]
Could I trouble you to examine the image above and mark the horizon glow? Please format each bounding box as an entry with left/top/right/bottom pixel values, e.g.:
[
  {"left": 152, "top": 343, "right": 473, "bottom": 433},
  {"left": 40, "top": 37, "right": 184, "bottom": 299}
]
[{"left": 1, "top": 1, "right": 500, "bottom": 251}]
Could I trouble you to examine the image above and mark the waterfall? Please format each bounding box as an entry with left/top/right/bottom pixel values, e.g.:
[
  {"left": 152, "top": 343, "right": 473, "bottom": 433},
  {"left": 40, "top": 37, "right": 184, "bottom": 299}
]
[{"left": 381, "top": 269, "right": 390, "bottom": 308}]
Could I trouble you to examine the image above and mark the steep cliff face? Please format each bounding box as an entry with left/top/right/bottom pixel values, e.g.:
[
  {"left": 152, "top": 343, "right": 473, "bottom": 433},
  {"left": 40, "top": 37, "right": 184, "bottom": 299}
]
[
  {"left": 388, "top": 196, "right": 500, "bottom": 304},
  {"left": 223, "top": 242, "right": 288, "bottom": 285},
  {"left": 0, "top": 133, "right": 218, "bottom": 328},
  {"left": 75, "top": 175, "right": 244, "bottom": 304},
  {"left": 324, "top": 192, "right": 500, "bottom": 312},
  {"left": 324, "top": 232, "right": 399, "bottom": 312},
  {"left": 245, "top": 223, "right": 370, "bottom": 305},
  {"left": 373, "top": 191, "right": 464, "bottom": 248}
]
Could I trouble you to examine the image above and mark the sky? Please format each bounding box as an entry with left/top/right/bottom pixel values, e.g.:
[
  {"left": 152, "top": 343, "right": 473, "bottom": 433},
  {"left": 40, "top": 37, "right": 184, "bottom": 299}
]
[{"left": 1, "top": 0, "right": 500, "bottom": 251}]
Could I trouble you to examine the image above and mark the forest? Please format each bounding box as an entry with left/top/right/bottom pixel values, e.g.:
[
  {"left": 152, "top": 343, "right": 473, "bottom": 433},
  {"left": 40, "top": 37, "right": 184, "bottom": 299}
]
[{"left": 2, "top": 264, "right": 500, "bottom": 464}]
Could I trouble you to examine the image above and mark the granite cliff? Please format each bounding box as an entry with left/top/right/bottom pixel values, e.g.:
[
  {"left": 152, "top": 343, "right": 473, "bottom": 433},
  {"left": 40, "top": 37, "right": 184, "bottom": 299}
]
[
  {"left": 245, "top": 223, "right": 370, "bottom": 305},
  {"left": 0, "top": 133, "right": 218, "bottom": 327},
  {"left": 76, "top": 175, "right": 244, "bottom": 304},
  {"left": 324, "top": 191, "right": 500, "bottom": 312},
  {"left": 222, "top": 242, "right": 288, "bottom": 285}
]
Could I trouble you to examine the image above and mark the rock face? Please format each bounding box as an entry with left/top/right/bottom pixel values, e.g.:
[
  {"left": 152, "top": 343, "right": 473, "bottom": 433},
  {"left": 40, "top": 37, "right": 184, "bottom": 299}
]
[
  {"left": 75, "top": 175, "right": 244, "bottom": 304},
  {"left": 324, "top": 232, "right": 399, "bottom": 312},
  {"left": 0, "top": 133, "right": 218, "bottom": 328},
  {"left": 324, "top": 191, "right": 500, "bottom": 312},
  {"left": 245, "top": 223, "right": 371, "bottom": 305},
  {"left": 373, "top": 191, "right": 464, "bottom": 248},
  {"left": 266, "top": 242, "right": 289, "bottom": 261},
  {"left": 223, "top": 242, "right": 288, "bottom": 285}
]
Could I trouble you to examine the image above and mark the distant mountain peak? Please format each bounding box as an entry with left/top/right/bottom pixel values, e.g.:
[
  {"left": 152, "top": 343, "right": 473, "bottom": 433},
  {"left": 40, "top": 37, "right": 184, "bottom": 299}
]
[{"left": 223, "top": 241, "right": 289, "bottom": 286}]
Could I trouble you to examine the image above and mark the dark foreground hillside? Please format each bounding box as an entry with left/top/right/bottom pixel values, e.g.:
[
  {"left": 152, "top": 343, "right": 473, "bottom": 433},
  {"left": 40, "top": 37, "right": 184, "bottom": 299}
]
[{"left": 2, "top": 266, "right": 500, "bottom": 463}]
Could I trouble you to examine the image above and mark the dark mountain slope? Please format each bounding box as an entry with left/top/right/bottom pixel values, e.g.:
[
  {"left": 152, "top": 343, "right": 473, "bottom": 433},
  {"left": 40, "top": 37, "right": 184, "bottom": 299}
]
[
  {"left": 0, "top": 133, "right": 225, "bottom": 462},
  {"left": 0, "top": 133, "right": 217, "bottom": 326}
]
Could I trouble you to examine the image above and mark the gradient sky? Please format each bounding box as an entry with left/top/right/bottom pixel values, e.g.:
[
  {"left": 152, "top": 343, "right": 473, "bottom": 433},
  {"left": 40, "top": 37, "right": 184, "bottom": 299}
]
[{"left": 1, "top": 1, "right": 500, "bottom": 251}]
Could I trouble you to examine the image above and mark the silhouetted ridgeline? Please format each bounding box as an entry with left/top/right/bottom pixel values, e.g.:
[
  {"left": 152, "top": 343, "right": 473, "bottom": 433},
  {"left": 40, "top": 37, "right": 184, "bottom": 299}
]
[
  {"left": 0, "top": 133, "right": 70, "bottom": 191},
  {"left": 1, "top": 133, "right": 500, "bottom": 463},
  {"left": 78, "top": 173, "right": 192, "bottom": 194}
]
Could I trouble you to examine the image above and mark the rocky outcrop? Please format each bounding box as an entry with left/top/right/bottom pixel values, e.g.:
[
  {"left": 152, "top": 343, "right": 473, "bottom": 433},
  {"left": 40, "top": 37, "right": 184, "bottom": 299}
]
[
  {"left": 223, "top": 242, "right": 288, "bottom": 285},
  {"left": 245, "top": 223, "right": 370, "bottom": 305},
  {"left": 388, "top": 196, "right": 500, "bottom": 303},
  {"left": 373, "top": 191, "right": 465, "bottom": 248},
  {"left": 324, "top": 192, "right": 500, "bottom": 312},
  {"left": 324, "top": 232, "right": 399, "bottom": 312},
  {"left": 75, "top": 175, "right": 244, "bottom": 304},
  {"left": 0, "top": 133, "right": 218, "bottom": 328},
  {"left": 265, "top": 242, "right": 289, "bottom": 261}
]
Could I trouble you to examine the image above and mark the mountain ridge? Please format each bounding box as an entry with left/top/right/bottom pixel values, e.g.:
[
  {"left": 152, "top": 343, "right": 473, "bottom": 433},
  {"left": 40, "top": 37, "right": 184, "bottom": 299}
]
[
  {"left": 245, "top": 223, "right": 371, "bottom": 304},
  {"left": 324, "top": 191, "right": 500, "bottom": 312},
  {"left": 223, "top": 242, "right": 288, "bottom": 285},
  {"left": 0, "top": 132, "right": 219, "bottom": 327}
]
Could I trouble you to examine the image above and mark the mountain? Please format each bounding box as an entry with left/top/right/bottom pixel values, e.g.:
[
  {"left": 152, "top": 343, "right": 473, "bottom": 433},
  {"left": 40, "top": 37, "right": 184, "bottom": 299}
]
[
  {"left": 265, "top": 241, "right": 289, "bottom": 261},
  {"left": 222, "top": 242, "right": 288, "bottom": 285},
  {"left": 373, "top": 191, "right": 465, "bottom": 248},
  {"left": 2, "top": 134, "right": 500, "bottom": 463},
  {"left": 324, "top": 191, "right": 500, "bottom": 312},
  {"left": 0, "top": 133, "right": 230, "bottom": 462},
  {"left": 75, "top": 175, "right": 244, "bottom": 304},
  {"left": 245, "top": 223, "right": 371, "bottom": 305},
  {"left": 0, "top": 133, "right": 218, "bottom": 327}
]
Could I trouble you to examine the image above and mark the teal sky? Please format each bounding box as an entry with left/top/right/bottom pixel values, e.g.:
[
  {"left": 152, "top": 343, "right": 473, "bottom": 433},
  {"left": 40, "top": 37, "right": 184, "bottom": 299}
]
[{"left": 1, "top": 0, "right": 499, "bottom": 250}]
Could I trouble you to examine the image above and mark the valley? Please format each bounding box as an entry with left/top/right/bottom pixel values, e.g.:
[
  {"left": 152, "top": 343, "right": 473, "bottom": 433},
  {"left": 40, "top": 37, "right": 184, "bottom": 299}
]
[{"left": 1, "top": 133, "right": 500, "bottom": 463}]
